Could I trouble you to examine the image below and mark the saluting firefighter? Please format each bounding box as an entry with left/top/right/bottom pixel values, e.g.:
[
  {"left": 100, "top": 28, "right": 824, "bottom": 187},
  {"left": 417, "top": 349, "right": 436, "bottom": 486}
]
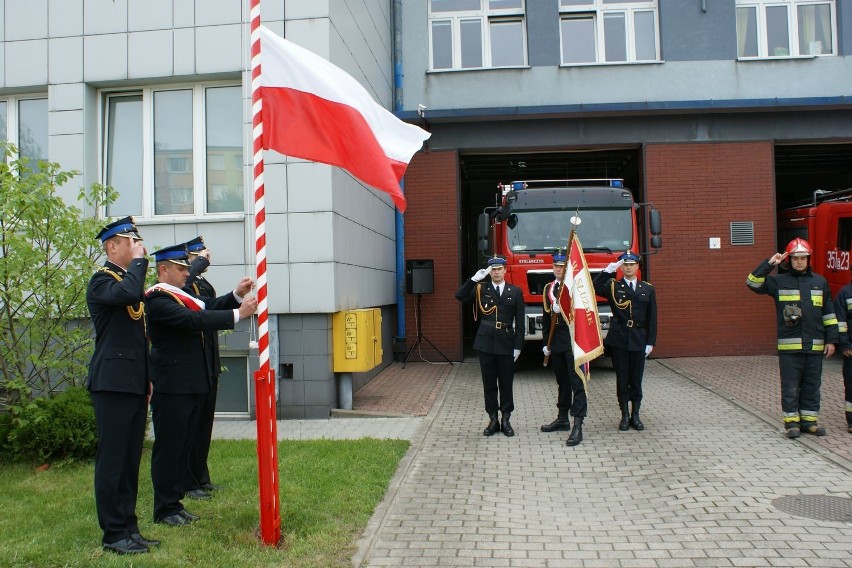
[
  {"left": 593, "top": 251, "right": 657, "bottom": 431},
  {"left": 541, "top": 250, "right": 588, "bottom": 446},
  {"left": 747, "top": 238, "right": 838, "bottom": 438},
  {"left": 86, "top": 216, "right": 159, "bottom": 554},
  {"left": 455, "top": 255, "right": 525, "bottom": 436},
  {"left": 181, "top": 236, "right": 231, "bottom": 499}
]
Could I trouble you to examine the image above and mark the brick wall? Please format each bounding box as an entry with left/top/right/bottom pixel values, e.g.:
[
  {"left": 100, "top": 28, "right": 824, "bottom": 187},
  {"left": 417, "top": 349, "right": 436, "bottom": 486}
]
[
  {"left": 645, "top": 142, "right": 777, "bottom": 357},
  {"left": 402, "top": 150, "right": 464, "bottom": 361}
]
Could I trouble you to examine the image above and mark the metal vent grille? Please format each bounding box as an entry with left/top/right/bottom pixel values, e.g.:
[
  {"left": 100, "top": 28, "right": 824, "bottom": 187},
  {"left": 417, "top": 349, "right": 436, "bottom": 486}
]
[{"left": 730, "top": 221, "right": 754, "bottom": 246}]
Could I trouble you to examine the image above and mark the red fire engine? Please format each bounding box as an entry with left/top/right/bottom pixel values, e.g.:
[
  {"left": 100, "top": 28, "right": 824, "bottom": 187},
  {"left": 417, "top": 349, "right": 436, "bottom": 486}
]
[
  {"left": 476, "top": 179, "right": 662, "bottom": 341},
  {"left": 777, "top": 188, "right": 852, "bottom": 298}
]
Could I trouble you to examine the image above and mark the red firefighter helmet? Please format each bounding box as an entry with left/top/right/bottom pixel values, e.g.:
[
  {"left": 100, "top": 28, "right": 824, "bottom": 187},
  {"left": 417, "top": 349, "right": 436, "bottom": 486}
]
[{"left": 785, "top": 238, "right": 812, "bottom": 257}]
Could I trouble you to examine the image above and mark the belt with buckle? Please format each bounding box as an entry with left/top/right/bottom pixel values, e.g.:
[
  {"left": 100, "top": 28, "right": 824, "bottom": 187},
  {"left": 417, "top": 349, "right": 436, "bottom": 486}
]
[
  {"left": 482, "top": 320, "right": 513, "bottom": 332},
  {"left": 626, "top": 320, "right": 644, "bottom": 328}
]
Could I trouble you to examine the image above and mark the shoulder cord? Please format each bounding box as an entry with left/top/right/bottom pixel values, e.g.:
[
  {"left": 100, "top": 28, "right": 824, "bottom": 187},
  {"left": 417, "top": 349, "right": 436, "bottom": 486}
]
[
  {"left": 149, "top": 287, "right": 206, "bottom": 348},
  {"left": 610, "top": 279, "right": 633, "bottom": 320},
  {"left": 474, "top": 283, "right": 498, "bottom": 321},
  {"left": 98, "top": 267, "right": 145, "bottom": 326}
]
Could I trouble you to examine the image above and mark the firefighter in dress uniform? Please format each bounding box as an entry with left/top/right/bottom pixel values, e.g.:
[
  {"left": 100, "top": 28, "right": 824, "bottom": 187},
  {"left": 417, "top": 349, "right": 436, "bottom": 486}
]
[
  {"left": 181, "top": 236, "right": 234, "bottom": 499},
  {"left": 541, "top": 250, "right": 588, "bottom": 446},
  {"left": 86, "top": 216, "right": 159, "bottom": 554},
  {"left": 593, "top": 251, "right": 657, "bottom": 431},
  {"left": 747, "top": 238, "right": 838, "bottom": 438},
  {"left": 147, "top": 244, "right": 257, "bottom": 526},
  {"left": 832, "top": 276, "right": 852, "bottom": 434},
  {"left": 455, "top": 256, "right": 525, "bottom": 436}
]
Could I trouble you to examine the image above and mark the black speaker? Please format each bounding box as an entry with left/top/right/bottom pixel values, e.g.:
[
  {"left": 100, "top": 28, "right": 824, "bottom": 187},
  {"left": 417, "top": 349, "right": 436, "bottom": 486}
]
[{"left": 406, "top": 259, "right": 434, "bottom": 294}]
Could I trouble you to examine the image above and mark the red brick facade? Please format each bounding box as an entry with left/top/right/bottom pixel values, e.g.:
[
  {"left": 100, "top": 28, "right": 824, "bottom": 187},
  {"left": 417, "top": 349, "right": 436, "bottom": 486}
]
[
  {"left": 645, "top": 142, "right": 777, "bottom": 356},
  {"left": 402, "top": 150, "right": 464, "bottom": 361}
]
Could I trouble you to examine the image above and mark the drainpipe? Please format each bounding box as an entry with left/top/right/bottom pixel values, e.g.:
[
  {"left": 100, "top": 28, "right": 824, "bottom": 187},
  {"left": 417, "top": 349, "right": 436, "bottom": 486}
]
[{"left": 392, "top": 0, "right": 407, "bottom": 361}]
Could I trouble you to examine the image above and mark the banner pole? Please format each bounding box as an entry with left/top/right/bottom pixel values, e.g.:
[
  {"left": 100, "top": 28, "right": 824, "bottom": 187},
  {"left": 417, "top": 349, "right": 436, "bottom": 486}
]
[{"left": 250, "top": 0, "right": 282, "bottom": 547}]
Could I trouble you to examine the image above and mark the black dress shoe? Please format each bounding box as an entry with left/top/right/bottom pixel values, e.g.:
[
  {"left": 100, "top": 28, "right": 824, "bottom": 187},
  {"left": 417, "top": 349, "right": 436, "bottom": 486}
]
[
  {"left": 155, "top": 513, "right": 189, "bottom": 526},
  {"left": 103, "top": 537, "right": 149, "bottom": 554},
  {"left": 201, "top": 483, "right": 219, "bottom": 492},
  {"left": 179, "top": 509, "right": 200, "bottom": 522},
  {"left": 130, "top": 532, "right": 160, "bottom": 547},
  {"left": 185, "top": 488, "right": 212, "bottom": 500}
]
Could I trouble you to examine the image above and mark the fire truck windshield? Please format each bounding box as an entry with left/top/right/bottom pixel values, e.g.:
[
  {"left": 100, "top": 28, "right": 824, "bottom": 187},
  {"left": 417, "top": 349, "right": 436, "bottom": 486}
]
[{"left": 507, "top": 208, "right": 633, "bottom": 253}]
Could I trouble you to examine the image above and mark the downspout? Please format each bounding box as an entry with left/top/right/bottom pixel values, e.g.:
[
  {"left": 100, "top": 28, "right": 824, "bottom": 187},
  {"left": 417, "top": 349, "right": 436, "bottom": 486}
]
[{"left": 392, "top": 0, "right": 407, "bottom": 361}]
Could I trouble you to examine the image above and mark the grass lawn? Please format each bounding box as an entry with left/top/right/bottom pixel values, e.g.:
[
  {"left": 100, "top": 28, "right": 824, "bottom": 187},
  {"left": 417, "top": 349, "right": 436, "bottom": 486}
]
[{"left": 0, "top": 438, "right": 409, "bottom": 567}]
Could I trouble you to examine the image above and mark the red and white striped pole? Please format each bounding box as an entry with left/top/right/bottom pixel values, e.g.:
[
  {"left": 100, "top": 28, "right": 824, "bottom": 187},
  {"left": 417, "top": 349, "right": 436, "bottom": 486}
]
[{"left": 250, "top": 0, "right": 281, "bottom": 546}]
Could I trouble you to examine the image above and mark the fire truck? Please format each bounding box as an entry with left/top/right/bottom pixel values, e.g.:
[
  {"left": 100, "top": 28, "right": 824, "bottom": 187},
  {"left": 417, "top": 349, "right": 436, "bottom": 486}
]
[
  {"left": 777, "top": 188, "right": 852, "bottom": 298},
  {"left": 476, "top": 179, "right": 662, "bottom": 341}
]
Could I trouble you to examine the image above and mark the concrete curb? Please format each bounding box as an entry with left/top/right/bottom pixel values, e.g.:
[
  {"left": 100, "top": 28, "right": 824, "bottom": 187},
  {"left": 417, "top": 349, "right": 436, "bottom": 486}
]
[{"left": 351, "top": 361, "right": 460, "bottom": 567}]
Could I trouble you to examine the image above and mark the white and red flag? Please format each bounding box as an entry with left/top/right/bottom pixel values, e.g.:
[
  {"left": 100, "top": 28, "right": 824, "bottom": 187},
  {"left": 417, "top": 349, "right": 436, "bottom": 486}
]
[
  {"left": 565, "top": 233, "right": 604, "bottom": 385},
  {"left": 258, "top": 26, "right": 430, "bottom": 212}
]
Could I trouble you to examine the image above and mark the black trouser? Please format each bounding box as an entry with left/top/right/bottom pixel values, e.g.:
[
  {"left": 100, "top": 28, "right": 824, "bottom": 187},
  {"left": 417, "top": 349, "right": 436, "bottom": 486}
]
[
  {"left": 478, "top": 352, "right": 515, "bottom": 414},
  {"left": 610, "top": 347, "right": 645, "bottom": 404},
  {"left": 843, "top": 356, "right": 852, "bottom": 412},
  {"left": 151, "top": 391, "right": 205, "bottom": 520},
  {"left": 779, "top": 352, "right": 822, "bottom": 417},
  {"left": 187, "top": 377, "right": 218, "bottom": 491},
  {"left": 551, "top": 349, "right": 587, "bottom": 418},
  {"left": 91, "top": 391, "right": 148, "bottom": 544}
]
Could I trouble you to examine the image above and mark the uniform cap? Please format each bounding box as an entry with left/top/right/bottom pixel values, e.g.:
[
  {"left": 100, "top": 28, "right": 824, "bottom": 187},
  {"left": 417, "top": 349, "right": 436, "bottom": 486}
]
[
  {"left": 153, "top": 244, "right": 190, "bottom": 266},
  {"left": 486, "top": 255, "right": 507, "bottom": 267},
  {"left": 186, "top": 236, "right": 207, "bottom": 253},
  {"left": 785, "top": 238, "right": 812, "bottom": 257},
  {"left": 552, "top": 249, "right": 567, "bottom": 266},
  {"left": 95, "top": 216, "right": 142, "bottom": 243},
  {"left": 618, "top": 250, "right": 641, "bottom": 264}
]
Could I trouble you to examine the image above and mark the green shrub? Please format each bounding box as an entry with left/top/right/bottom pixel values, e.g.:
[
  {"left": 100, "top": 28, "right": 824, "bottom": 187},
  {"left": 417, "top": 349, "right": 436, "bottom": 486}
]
[
  {"left": 7, "top": 387, "right": 96, "bottom": 463},
  {"left": 0, "top": 412, "right": 12, "bottom": 459}
]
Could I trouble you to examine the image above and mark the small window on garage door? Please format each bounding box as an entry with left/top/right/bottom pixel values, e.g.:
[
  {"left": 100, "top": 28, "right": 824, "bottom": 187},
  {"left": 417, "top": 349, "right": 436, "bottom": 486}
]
[{"left": 216, "top": 355, "right": 250, "bottom": 417}]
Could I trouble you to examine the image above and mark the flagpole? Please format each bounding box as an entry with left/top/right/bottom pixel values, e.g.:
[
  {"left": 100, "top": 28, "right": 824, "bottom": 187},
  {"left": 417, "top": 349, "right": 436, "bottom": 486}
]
[{"left": 250, "top": 0, "right": 282, "bottom": 547}]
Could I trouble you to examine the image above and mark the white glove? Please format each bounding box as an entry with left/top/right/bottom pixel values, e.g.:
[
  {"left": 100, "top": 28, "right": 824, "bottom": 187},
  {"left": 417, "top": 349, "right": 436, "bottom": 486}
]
[
  {"left": 513, "top": 349, "right": 521, "bottom": 361},
  {"left": 552, "top": 303, "right": 561, "bottom": 314},
  {"left": 471, "top": 267, "right": 491, "bottom": 282},
  {"left": 605, "top": 259, "right": 624, "bottom": 273},
  {"left": 542, "top": 346, "right": 551, "bottom": 357},
  {"left": 645, "top": 345, "right": 653, "bottom": 357}
]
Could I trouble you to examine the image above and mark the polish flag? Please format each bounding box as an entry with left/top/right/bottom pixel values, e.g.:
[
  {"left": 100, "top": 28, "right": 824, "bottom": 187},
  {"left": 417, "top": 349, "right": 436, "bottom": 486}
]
[
  {"left": 565, "top": 233, "right": 604, "bottom": 386},
  {"left": 258, "top": 26, "right": 431, "bottom": 213}
]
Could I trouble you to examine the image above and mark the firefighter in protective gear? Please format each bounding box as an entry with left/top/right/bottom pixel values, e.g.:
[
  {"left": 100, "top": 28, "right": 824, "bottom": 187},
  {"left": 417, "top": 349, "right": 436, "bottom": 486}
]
[
  {"left": 831, "top": 274, "right": 852, "bottom": 434},
  {"left": 746, "top": 238, "right": 838, "bottom": 438}
]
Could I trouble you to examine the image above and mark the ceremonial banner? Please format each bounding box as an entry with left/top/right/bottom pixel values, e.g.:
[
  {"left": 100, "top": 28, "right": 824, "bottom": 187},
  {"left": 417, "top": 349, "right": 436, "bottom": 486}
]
[{"left": 566, "top": 233, "right": 604, "bottom": 385}]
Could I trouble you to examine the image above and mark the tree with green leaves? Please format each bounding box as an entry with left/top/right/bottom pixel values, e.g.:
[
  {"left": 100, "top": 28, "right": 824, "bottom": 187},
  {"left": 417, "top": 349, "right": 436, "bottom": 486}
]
[{"left": 0, "top": 144, "right": 115, "bottom": 414}]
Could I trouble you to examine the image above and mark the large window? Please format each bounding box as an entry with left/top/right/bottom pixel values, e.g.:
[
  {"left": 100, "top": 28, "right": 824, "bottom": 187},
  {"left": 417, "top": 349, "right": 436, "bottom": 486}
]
[
  {"left": 103, "top": 84, "right": 244, "bottom": 218},
  {"left": 0, "top": 97, "right": 48, "bottom": 165},
  {"left": 429, "top": 0, "right": 527, "bottom": 71},
  {"left": 736, "top": 1, "right": 835, "bottom": 58},
  {"left": 559, "top": 0, "right": 659, "bottom": 65}
]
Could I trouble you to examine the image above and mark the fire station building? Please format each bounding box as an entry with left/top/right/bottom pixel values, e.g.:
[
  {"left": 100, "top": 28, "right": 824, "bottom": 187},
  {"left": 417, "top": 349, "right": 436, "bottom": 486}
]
[{"left": 2, "top": 0, "right": 851, "bottom": 417}]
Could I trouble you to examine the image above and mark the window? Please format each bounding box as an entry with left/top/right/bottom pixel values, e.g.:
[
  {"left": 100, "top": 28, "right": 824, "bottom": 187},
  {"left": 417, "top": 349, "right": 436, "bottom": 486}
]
[
  {"left": 102, "top": 84, "right": 244, "bottom": 218},
  {"left": 736, "top": 1, "right": 835, "bottom": 58},
  {"left": 429, "top": 0, "right": 527, "bottom": 71},
  {"left": 559, "top": 0, "right": 659, "bottom": 65},
  {"left": 217, "top": 356, "right": 250, "bottom": 416},
  {"left": 0, "top": 97, "right": 48, "bottom": 166}
]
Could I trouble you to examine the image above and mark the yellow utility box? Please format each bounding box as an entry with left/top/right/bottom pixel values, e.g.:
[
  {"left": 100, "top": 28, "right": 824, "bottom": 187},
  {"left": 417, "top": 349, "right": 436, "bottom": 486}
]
[{"left": 332, "top": 308, "right": 382, "bottom": 372}]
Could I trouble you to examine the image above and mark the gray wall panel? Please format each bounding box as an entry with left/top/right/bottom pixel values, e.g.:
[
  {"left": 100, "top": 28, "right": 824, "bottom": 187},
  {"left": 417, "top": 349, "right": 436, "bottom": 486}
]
[
  {"left": 659, "top": 0, "right": 737, "bottom": 61},
  {"left": 527, "top": 0, "right": 559, "bottom": 67}
]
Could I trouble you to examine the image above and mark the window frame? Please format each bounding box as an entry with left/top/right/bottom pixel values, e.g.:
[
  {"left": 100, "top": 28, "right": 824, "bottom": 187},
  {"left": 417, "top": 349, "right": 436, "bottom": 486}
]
[
  {"left": 99, "top": 82, "right": 245, "bottom": 221},
  {"left": 558, "top": 0, "right": 660, "bottom": 66},
  {"left": 0, "top": 94, "right": 49, "bottom": 163},
  {"left": 735, "top": 0, "right": 836, "bottom": 59},
  {"left": 429, "top": 0, "right": 528, "bottom": 71}
]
